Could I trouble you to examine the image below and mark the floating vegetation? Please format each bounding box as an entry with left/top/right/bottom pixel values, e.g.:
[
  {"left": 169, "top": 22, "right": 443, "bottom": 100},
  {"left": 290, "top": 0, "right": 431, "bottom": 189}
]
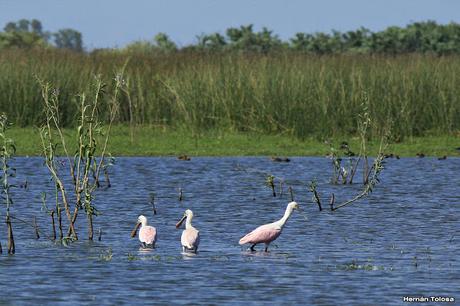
[
  {"left": 336, "top": 260, "right": 385, "bottom": 271},
  {"left": 98, "top": 248, "right": 113, "bottom": 262},
  {"left": 126, "top": 253, "right": 174, "bottom": 261}
]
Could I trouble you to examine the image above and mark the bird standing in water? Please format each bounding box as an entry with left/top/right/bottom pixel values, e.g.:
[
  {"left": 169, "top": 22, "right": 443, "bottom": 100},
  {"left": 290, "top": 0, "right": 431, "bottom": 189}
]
[
  {"left": 135, "top": 215, "right": 157, "bottom": 248},
  {"left": 176, "top": 209, "right": 200, "bottom": 253},
  {"left": 239, "top": 201, "right": 299, "bottom": 252}
]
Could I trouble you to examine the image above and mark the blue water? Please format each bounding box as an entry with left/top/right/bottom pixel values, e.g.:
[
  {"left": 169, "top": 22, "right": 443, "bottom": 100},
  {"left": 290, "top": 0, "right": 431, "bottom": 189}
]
[{"left": 0, "top": 157, "right": 458, "bottom": 305}]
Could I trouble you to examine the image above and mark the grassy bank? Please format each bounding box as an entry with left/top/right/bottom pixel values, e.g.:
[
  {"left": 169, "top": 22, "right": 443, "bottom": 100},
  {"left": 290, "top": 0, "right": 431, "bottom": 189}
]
[
  {"left": 9, "top": 126, "right": 460, "bottom": 157},
  {"left": 1, "top": 50, "right": 460, "bottom": 140}
]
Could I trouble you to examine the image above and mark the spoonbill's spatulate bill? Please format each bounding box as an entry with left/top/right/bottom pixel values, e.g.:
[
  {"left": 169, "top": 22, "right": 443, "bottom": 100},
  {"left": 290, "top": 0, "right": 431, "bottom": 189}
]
[
  {"left": 239, "top": 201, "right": 299, "bottom": 252},
  {"left": 137, "top": 215, "right": 157, "bottom": 248},
  {"left": 176, "top": 209, "right": 200, "bottom": 253}
]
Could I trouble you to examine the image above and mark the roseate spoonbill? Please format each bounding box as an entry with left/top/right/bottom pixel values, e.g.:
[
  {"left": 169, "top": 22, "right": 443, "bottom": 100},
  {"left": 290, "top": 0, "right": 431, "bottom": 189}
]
[
  {"left": 175, "top": 209, "right": 200, "bottom": 253},
  {"left": 239, "top": 201, "right": 299, "bottom": 252},
  {"left": 135, "top": 215, "right": 157, "bottom": 248}
]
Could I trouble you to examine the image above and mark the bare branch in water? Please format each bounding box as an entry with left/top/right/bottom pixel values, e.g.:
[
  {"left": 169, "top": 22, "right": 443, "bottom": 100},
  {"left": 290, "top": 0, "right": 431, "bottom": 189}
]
[{"left": 308, "top": 180, "right": 322, "bottom": 211}]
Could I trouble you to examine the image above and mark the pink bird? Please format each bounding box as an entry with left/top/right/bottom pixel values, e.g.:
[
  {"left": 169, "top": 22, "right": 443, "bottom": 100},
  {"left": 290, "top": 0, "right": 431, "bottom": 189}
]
[
  {"left": 175, "top": 209, "right": 200, "bottom": 253},
  {"left": 239, "top": 201, "right": 299, "bottom": 252},
  {"left": 137, "top": 215, "right": 157, "bottom": 248}
]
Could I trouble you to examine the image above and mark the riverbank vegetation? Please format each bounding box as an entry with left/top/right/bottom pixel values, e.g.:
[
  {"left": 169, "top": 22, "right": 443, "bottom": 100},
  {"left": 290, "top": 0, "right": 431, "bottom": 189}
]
[
  {"left": 2, "top": 50, "right": 460, "bottom": 141},
  {"left": 1, "top": 19, "right": 460, "bottom": 155},
  {"left": 7, "top": 126, "right": 459, "bottom": 157}
]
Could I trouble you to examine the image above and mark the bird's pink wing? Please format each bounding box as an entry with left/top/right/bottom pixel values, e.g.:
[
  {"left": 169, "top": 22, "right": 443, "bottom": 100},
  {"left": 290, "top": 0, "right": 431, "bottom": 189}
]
[
  {"left": 139, "top": 226, "right": 157, "bottom": 244},
  {"left": 181, "top": 229, "right": 200, "bottom": 249},
  {"left": 239, "top": 224, "right": 281, "bottom": 245}
]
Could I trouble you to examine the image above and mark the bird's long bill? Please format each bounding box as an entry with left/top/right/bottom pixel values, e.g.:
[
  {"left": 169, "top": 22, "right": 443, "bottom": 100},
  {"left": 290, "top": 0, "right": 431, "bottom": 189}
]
[
  {"left": 175, "top": 215, "right": 187, "bottom": 229},
  {"left": 130, "top": 222, "right": 141, "bottom": 238}
]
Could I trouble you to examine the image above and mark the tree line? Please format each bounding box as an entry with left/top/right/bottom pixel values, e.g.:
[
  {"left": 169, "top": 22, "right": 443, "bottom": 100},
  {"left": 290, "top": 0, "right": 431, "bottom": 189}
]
[
  {"left": 0, "top": 19, "right": 82, "bottom": 51},
  {"left": 1, "top": 19, "right": 460, "bottom": 55}
]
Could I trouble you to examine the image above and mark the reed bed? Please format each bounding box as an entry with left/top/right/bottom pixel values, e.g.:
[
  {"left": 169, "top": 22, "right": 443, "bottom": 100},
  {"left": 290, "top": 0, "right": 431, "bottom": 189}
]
[{"left": 1, "top": 49, "right": 459, "bottom": 139}]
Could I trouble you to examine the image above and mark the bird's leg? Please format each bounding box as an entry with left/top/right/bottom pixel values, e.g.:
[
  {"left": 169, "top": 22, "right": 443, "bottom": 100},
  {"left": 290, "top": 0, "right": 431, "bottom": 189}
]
[
  {"left": 250, "top": 244, "right": 257, "bottom": 252},
  {"left": 264, "top": 244, "right": 269, "bottom": 252},
  {"left": 141, "top": 242, "right": 146, "bottom": 248}
]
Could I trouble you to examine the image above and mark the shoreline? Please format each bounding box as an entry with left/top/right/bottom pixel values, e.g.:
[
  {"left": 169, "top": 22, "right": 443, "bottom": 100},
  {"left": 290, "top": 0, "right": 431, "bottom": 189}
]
[{"left": 9, "top": 126, "right": 460, "bottom": 157}]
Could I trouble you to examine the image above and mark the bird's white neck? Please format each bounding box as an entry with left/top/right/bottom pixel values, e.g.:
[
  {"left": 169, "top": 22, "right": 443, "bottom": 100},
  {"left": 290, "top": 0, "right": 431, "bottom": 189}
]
[
  {"left": 140, "top": 220, "right": 147, "bottom": 227},
  {"left": 185, "top": 215, "right": 193, "bottom": 229},
  {"left": 275, "top": 205, "right": 294, "bottom": 228}
]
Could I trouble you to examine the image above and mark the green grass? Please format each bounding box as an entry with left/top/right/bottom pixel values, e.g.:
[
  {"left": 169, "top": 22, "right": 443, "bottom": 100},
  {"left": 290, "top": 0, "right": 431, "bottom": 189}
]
[
  {"left": 9, "top": 126, "right": 460, "bottom": 157},
  {"left": 1, "top": 50, "right": 460, "bottom": 141}
]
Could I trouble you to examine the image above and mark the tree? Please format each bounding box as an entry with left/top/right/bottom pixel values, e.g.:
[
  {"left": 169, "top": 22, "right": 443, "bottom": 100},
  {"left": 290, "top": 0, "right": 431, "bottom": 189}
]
[
  {"left": 197, "top": 33, "right": 226, "bottom": 51},
  {"left": 54, "top": 29, "right": 83, "bottom": 52},
  {"left": 154, "top": 33, "right": 177, "bottom": 52},
  {"left": 0, "top": 19, "right": 49, "bottom": 49}
]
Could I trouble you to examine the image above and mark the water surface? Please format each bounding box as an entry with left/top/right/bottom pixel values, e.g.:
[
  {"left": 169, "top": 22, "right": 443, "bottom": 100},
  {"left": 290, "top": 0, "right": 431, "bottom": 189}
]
[{"left": 0, "top": 157, "right": 458, "bottom": 305}]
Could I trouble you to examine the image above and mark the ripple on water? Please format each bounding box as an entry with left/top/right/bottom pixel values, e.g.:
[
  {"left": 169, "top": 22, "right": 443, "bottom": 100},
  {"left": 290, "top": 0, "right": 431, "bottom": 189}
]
[{"left": 0, "top": 157, "right": 459, "bottom": 305}]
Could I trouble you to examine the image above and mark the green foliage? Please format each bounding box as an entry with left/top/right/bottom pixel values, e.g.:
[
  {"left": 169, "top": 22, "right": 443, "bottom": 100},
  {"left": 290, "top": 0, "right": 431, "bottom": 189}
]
[
  {"left": 2, "top": 19, "right": 460, "bottom": 55},
  {"left": 154, "top": 33, "right": 177, "bottom": 52},
  {"left": 0, "top": 114, "right": 15, "bottom": 211},
  {"left": 39, "top": 75, "right": 120, "bottom": 240},
  {"left": 1, "top": 49, "right": 460, "bottom": 140},
  {"left": 0, "top": 19, "right": 81, "bottom": 51},
  {"left": 123, "top": 32, "right": 176, "bottom": 54},
  {"left": 54, "top": 29, "right": 83, "bottom": 52},
  {"left": 0, "top": 114, "right": 16, "bottom": 254},
  {"left": 5, "top": 126, "right": 460, "bottom": 157}
]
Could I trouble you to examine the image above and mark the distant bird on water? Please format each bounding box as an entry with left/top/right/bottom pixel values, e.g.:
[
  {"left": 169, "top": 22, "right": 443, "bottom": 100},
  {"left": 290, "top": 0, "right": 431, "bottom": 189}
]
[
  {"left": 176, "top": 209, "right": 200, "bottom": 253},
  {"left": 135, "top": 215, "right": 157, "bottom": 248},
  {"left": 239, "top": 201, "right": 299, "bottom": 252}
]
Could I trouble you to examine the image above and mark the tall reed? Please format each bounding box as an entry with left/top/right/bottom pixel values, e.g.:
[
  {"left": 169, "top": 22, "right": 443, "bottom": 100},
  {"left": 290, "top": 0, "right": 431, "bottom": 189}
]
[{"left": 1, "top": 49, "right": 459, "bottom": 139}]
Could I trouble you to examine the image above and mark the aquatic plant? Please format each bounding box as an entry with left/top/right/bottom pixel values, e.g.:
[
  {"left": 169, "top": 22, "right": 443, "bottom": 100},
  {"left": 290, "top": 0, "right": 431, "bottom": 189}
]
[
  {"left": 149, "top": 193, "right": 157, "bottom": 215},
  {"left": 288, "top": 186, "right": 294, "bottom": 202},
  {"left": 310, "top": 99, "right": 390, "bottom": 211},
  {"left": 327, "top": 95, "right": 372, "bottom": 185},
  {"left": 0, "top": 114, "right": 16, "bottom": 254},
  {"left": 311, "top": 133, "right": 388, "bottom": 211},
  {"left": 39, "top": 73, "right": 121, "bottom": 241},
  {"left": 98, "top": 248, "right": 113, "bottom": 261},
  {"left": 337, "top": 260, "right": 385, "bottom": 271},
  {"left": 266, "top": 175, "right": 276, "bottom": 197}
]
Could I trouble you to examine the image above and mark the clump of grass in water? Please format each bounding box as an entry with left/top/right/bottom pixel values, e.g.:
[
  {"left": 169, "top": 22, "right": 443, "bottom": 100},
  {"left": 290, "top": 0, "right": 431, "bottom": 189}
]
[
  {"left": 98, "top": 248, "right": 113, "bottom": 261},
  {"left": 265, "top": 174, "right": 276, "bottom": 197},
  {"left": 127, "top": 253, "right": 162, "bottom": 261},
  {"left": 0, "top": 114, "right": 16, "bottom": 254},
  {"left": 38, "top": 73, "right": 121, "bottom": 241},
  {"left": 338, "top": 260, "right": 384, "bottom": 271}
]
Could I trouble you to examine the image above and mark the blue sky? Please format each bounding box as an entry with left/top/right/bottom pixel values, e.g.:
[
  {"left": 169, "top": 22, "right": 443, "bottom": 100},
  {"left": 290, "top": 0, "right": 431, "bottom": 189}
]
[{"left": 0, "top": 0, "right": 458, "bottom": 49}]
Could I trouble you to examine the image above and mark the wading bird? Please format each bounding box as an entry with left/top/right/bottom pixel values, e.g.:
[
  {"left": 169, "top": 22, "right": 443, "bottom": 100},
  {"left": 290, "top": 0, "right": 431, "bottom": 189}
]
[
  {"left": 176, "top": 209, "right": 200, "bottom": 253},
  {"left": 134, "top": 215, "right": 157, "bottom": 248},
  {"left": 239, "top": 201, "right": 299, "bottom": 252}
]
